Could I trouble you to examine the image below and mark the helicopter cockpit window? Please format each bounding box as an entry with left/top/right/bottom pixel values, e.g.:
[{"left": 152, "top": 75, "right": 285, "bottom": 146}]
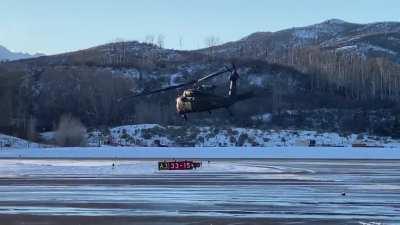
[{"left": 183, "top": 90, "right": 193, "bottom": 97}]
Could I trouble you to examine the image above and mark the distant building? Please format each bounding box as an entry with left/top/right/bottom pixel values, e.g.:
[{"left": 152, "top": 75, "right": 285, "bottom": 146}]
[{"left": 295, "top": 139, "right": 316, "bottom": 147}]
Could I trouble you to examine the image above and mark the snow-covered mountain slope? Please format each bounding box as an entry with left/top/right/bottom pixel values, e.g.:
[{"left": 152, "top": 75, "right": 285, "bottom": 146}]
[
  {"left": 200, "top": 19, "right": 400, "bottom": 63},
  {"left": 283, "top": 19, "right": 360, "bottom": 45},
  {"left": 0, "top": 45, "right": 44, "bottom": 61},
  {"left": 0, "top": 133, "right": 41, "bottom": 148}
]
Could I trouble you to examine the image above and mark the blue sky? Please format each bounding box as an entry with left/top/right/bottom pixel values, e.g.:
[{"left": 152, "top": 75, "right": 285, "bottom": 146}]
[{"left": 1, "top": 0, "right": 399, "bottom": 54}]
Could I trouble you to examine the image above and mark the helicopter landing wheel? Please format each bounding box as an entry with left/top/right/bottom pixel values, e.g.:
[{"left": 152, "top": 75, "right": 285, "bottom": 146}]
[{"left": 181, "top": 114, "right": 188, "bottom": 121}]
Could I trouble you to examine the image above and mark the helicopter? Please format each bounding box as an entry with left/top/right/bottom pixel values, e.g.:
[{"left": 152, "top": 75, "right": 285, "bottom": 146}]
[{"left": 120, "top": 64, "right": 255, "bottom": 120}]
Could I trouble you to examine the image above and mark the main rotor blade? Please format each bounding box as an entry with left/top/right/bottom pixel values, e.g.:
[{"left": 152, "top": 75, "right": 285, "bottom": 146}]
[
  {"left": 118, "top": 67, "right": 232, "bottom": 102},
  {"left": 139, "top": 81, "right": 196, "bottom": 96},
  {"left": 130, "top": 68, "right": 230, "bottom": 98},
  {"left": 118, "top": 80, "right": 196, "bottom": 102}
]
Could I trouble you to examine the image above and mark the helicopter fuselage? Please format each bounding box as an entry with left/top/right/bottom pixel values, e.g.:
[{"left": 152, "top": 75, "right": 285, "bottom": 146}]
[
  {"left": 120, "top": 65, "right": 256, "bottom": 119},
  {"left": 175, "top": 89, "right": 253, "bottom": 115}
]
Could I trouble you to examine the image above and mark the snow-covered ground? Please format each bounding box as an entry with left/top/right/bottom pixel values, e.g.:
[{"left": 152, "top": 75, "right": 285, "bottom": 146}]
[
  {"left": 0, "top": 147, "right": 399, "bottom": 159},
  {"left": 2, "top": 124, "right": 400, "bottom": 161},
  {"left": 89, "top": 124, "right": 400, "bottom": 148},
  {"left": 0, "top": 133, "right": 42, "bottom": 149}
]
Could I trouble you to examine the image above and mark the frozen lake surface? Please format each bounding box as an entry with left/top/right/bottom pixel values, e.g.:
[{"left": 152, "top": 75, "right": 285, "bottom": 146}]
[
  {"left": 0, "top": 159, "right": 399, "bottom": 225},
  {"left": 1, "top": 146, "right": 400, "bottom": 159}
]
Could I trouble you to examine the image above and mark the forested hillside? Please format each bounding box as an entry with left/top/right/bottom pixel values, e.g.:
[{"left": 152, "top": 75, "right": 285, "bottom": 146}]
[
  {"left": 199, "top": 19, "right": 400, "bottom": 101},
  {"left": 1, "top": 19, "right": 400, "bottom": 140}
]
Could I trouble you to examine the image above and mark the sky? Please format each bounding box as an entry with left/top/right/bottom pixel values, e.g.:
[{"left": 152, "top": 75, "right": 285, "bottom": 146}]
[{"left": 1, "top": 0, "right": 399, "bottom": 55}]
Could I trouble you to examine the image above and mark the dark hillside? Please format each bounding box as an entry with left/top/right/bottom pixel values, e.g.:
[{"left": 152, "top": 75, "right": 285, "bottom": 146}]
[{"left": 1, "top": 20, "right": 400, "bottom": 139}]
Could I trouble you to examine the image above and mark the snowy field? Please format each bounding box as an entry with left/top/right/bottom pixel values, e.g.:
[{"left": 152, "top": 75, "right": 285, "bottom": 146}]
[
  {"left": 3, "top": 124, "right": 400, "bottom": 149},
  {"left": 6, "top": 124, "right": 399, "bottom": 148},
  {"left": 0, "top": 133, "right": 42, "bottom": 149},
  {"left": 0, "top": 147, "right": 400, "bottom": 159},
  {"left": 103, "top": 124, "right": 400, "bottom": 148}
]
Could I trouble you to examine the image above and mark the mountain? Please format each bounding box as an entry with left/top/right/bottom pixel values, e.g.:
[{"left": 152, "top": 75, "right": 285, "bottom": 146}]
[
  {"left": 198, "top": 19, "right": 400, "bottom": 104},
  {"left": 0, "top": 45, "right": 44, "bottom": 61},
  {"left": 1, "top": 19, "right": 400, "bottom": 139},
  {"left": 199, "top": 19, "right": 400, "bottom": 63}
]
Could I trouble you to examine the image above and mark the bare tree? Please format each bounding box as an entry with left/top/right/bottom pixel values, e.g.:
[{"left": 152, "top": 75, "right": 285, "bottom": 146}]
[
  {"left": 26, "top": 116, "right": 37, "bottom": 143},
  {"left": 204, "top": 35, "right": 220, "bottom": 48},
  {"left": 157, "top": 34, "right": 165, "bottom": 48},
  {"left": 145, "top": 34, "right": 155, "bottom": 45},
  {"left": 179, "top": 36, "right": 184, "bottom": 49},
  {"left": 204, "top": 35, "right": 221, "bottom": 58}
]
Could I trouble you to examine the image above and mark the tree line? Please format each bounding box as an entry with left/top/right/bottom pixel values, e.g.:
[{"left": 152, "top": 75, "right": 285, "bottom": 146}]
[{"left": 227, "top": 41, "right": 400, "bottom": 102}]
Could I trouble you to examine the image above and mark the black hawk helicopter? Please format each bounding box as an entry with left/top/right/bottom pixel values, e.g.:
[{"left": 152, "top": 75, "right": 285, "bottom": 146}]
[{"left": 120, "top": 64, "right": 254, "bottom": 120}]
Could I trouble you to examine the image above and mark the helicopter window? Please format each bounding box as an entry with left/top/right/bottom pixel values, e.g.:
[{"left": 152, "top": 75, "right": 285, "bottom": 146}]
[{"left": 183, "top": 91, "right": 193, "bottom": 97}]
